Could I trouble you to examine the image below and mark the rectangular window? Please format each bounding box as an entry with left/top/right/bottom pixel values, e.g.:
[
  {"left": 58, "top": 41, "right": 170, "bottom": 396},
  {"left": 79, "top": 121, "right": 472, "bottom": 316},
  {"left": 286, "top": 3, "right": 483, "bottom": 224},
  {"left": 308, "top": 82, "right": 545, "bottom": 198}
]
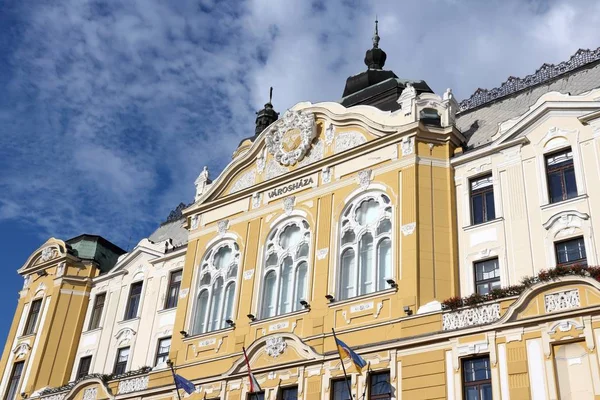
[
  {"left": 470, "top": 174, "right": 495, "bottom": 225},
  {"left": 279, "top": 386, "right": 298, "bottom": 400},
  {"left": 247, "top": 393, "right": 264, "bottom": 400},
  {"left": 76, "top": 356, "right": 92, "bottom": 379},
  {"left": 555, "top": 237, "right": 587, "bottom": 267},
  {"left": 331, "top": 378, "right": 351, "bottom": 400},
  {"left": 4, "top": 362, "right": 24, "bottom": 400},
  {"left": 124, "top": 282, "right": 143, "bottom": 320},
  {"left": 546, "top": 148, "right": 577, "bottom": 203},
  {"left": 88, "top": 293, "right": 106, "bottom": 330},
  {"left": 155, "top": 337, "right": 171, "bottom": 366},
  {"left": 23, "top": 299, "right": 42, "bottom": 335},
  {"left": 474, "top": 258, "right": 501, "bottom": 295},
  {"left": 113, "top": 347, "right": 130, "bottom": 375},
  {"left": 462, "top": 357, "right": 492, "bottom": 400},
  {"left": 164, "top": 270, "right": 182, "bottom": 309},
  {"left": 369, "top": 371, "right": 392, "bottom": 399}
]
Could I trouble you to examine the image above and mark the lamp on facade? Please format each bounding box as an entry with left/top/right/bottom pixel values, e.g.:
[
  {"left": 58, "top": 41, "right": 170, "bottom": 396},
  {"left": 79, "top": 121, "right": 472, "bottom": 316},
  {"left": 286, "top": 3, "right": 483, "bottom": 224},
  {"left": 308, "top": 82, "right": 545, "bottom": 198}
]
[
  {"left": 299, "top": 300, "right": 310, "bottom": 310},
  {"left": 325, "top": 294, "right": 335, "bottom": 303},
  {"left": 225, "top": 319, "right": 236, "bottom": 328},
  {"left": 179, "top": 330, "right": 189, "bottom": 338},
  {"left": 37, "top": 270, "right": 48, "bottom": 277},
  {"left": 247, "top": 314, "right": 256, "bottom": 321},
  {"left": 403, "top": 306, "right": 413, "bottom": 316},
  {"left": 386, "top": 278, "right": 398, "bottom": 289}
]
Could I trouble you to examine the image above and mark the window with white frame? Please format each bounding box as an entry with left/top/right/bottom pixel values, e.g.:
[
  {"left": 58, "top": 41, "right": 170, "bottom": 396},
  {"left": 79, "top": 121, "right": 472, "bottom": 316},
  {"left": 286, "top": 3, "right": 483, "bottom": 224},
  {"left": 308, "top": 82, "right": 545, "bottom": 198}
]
[
  {"left": 261, "top": 219, "right": 310, "bottom": 319},
  {"left": 191, "top": 240, "right": 239, "bottom": 335},
  {"left": 339, "top": 192, "right": 393, "bottom": 300}
]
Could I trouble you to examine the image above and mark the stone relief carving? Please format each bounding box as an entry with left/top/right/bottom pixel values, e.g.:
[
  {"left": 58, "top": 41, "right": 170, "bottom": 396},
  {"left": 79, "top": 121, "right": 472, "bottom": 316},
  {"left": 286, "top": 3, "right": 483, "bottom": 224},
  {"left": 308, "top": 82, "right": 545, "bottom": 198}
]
[
  {"left": 230, "top": 169, "right": 256, "bottom": 194},
  {"left": 357, "top": 169, "right": 372, "bottom": 190},
  {"left": 23, "top": 275, "right": 31, "bottom": 289},
  {"left": 401, "top": 223, "right": 416, "bottom": 236},
  {"left": 334, "top": 131, "right": 367, "bottom": 154},
  {"left": 252, "top": 192, "right": 262, "bottom": 209},
  {"left": 256, "top": 148, "right": 267, "bottom": 174},
  {"left": 325, "top": 123, "right": 335, "bottom": 145},
  {"left": 190, "top": 215, "right": 199, "bottom": 230},
  {"left": 265, "top": 336, "right": 287, "bottom": 358},
  {"left": 56, "top": 262, "right": 66, "bottom": 278},
  {"left": 217, "top": 219, "right": 229, "bottom": 236},
  {"left": 298, "top": 140, "right": 324, "bottom": 167},
  {"left": 83, "top": 387, "right": 97, "bottom": 400},
  {"left": 401, "top": 136, "right": 415, "bottom": 156},
  {"left": 317, "top": 248, "right": 328, "bottom": 260},
  {"left": 13, "top": 343, "right": 30, "bottom": 358},
  {"left": 442, "top": 303, "right": 501, "bottom": 331},
  {"left": 545, "top": 289, "right": 580, "bottom": 313},
  {"left": 179, "top": 288, "right": 189, "bottom": 298},
  {"left": 195, "top": 166, "right": 211, "bottom": 201},
  {"left": 115, "top": 328, "right": 136, "bottom": 344},
  {"left": 45, "top": 394, "right": 66, "bottom": 400},
  {"left": 265, "top": 159, "right": 288, "bottom": 180},
  {"left": 118, "top": 376, "right": 149, "bottom": 394},
  {"left": 40, "top": 247, "right": 58, "bottom": 263},
  {"left": 321, "top": 167, "right": 332, "bottom": 184},
  {"left": 265, "top": 110, "right": 316, "bottom": 166},
  {"left": 283, "top": 196, "right": 296, "bottom": 215}
]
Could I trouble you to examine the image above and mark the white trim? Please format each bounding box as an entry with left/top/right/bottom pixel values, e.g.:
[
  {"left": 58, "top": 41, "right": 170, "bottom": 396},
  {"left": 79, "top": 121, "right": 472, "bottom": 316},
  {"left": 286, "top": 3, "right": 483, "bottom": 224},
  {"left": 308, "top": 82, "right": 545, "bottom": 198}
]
[
  {"left": 526, "top": 339, "right": 548, "bottom": 400},
  {"left": 21, "top": 296, "right": 51, "bottom": 394}
]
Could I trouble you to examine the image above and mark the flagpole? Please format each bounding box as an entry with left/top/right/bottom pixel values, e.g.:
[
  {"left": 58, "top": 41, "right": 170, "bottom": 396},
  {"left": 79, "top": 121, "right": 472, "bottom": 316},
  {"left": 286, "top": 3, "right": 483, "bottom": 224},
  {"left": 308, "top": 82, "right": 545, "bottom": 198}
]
[
  {"left": 243, "top": 346, "right": 260, "bottom": 400},
  {"left": 166, "top": 360, "right": 183, "bottom": 400},
  {"left": 331, "top": 328, "right": 354, "bottom": 400},
  {"left": 360, "top": 362, "right": 370, "bottom": 400}
]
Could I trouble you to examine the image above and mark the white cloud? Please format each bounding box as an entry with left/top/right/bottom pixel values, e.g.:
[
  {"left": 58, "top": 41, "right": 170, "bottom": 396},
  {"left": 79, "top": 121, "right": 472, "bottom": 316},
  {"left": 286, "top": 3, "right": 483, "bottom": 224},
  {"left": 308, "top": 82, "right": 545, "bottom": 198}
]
[{"left": 1, "top": 0, "right": 599, "bottom": 247}]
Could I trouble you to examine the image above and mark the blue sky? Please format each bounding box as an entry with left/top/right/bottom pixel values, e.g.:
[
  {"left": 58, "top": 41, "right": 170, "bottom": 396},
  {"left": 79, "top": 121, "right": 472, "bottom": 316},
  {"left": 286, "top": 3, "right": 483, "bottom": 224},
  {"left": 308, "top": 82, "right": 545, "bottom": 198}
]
[{"left": 1, "top": 0, "right": 600, "bottom": 346}]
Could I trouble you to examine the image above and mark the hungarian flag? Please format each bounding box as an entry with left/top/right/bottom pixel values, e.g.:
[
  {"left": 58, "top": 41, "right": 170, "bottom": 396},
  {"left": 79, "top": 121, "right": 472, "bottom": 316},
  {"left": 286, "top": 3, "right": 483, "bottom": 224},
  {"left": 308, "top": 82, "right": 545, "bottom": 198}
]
[{"left": 243, "top": 347, "right": 262, "bottom": 393}]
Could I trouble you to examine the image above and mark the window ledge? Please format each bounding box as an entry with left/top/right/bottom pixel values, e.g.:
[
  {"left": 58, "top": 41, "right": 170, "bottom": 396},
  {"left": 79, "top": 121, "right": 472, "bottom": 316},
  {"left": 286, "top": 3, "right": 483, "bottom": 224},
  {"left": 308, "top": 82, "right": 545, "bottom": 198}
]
[
  {"left": 463, "top": 217, "right": 504, "bottom": 231},
  {"left": 182, "top": 326, "right": 234, "bottom": 343},
  {"left": 157, "top": 307, "right": 176, "bottom": 315},
  {"left": 328, "top": 288, "right": 397, "bottom": 309},
  {"left": 541, "top": 194, "right": 587, "bottom": 210},
  {"left": 117, "top": 317, "right": 140, "bottom": 325},
  {"left": 17, "top": 333, "right": 36, "bottom": 341},
  {"left": 83, "top": 327, "right": 102, "bottom": 335},
  {"left": 250, "top": 309, "right": 310, "bottom": 326}
]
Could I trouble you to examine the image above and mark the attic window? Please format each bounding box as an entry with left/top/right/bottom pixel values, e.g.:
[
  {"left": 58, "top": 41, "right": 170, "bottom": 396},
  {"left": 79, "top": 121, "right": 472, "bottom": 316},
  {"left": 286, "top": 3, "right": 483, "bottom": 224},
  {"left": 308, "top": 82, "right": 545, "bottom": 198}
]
[{"left": 420, "top": 108, "right": 441, "bottom": 126}]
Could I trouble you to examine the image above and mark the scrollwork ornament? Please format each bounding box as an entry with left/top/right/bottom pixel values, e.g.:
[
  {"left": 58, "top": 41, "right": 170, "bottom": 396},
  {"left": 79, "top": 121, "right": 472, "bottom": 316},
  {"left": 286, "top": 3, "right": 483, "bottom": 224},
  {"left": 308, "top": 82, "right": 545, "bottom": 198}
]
[
  {"left": 265, "top": 336, "right": 287, "bottom": 358},
  {"left": 40, "top": 247, "right": 57, "bottom": 262},
  {"left": 283, "top": 196, "right": 295, "bottom": 215},
  {"left": 265, "top": 110, "right": 316, "bottom": 166}
]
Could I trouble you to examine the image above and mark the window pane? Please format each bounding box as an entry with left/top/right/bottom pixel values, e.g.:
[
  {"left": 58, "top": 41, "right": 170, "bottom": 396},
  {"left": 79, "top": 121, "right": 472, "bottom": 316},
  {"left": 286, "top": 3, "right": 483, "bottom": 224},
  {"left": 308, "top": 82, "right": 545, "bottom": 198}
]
[
  {"left": 262, "top": 271, "right": 277, "bottom": 318},
  {"left": 359, "top": 233, "right": 374, "bottom": 295},
  {"left": 564, "top": 167, "right": 577, "bottom": 199},
  {"left": 247, "top": 393, "right": 264, "bottom": 400},
  {"left": 297, "top": 243, "right": 309, "bottom": 258},
  {"left": 193, "top": 290, "right": 209, "bottom": 334},
  {"left": 377, "top": 219, "right": 392, "bottom": 235},
  {"left": 332, "top": 379, "right": 350, "bottom": 400},
  {"left": 5, "top": 362, "right": 24, "bottom": 400},
  {"left": 356, "top": 199, "right": 379, "bottom": 226},
  {"left": 279, "top": 224, "right": 301, "bottom": 250},
  {"left": 465, "top": 386, "right": 480, "bottom": 400},
  {"left": 209, "top": 278, "right": 223, "bottom": 331},
  {"left": 213, "top": 246, "right": 233, "bottom": 270},
  {"left": 266, "top": 253, "right": 278, "bottom": 267},
  {"left": 165, "top": 271, "right": 182, "bottom": 309},
  {"left": 377, "top": 238, "right": 392, "bottom": 291},
  {"left": 77, "top": 356, "right": 92, "bottom": 379},
  {"left": 556, "top": 237, "right": 586, "bottom": 264},
  {"left": 155, "top": 337, "right": 171, "bottom": 366},
  {"left": 281, "top": 387, "right": 298, "bottom": 400},
  {"left": 370, "top": 372, "right": 392, "bottom": 396},
  {"left": 89, "top": 293, "right": 105, "bottom": 330},
  {"left": 548, "top": 171, "right": 564, "bottom": 203},
  {"left": 223, "top": 283, "right": 235, "bottom": 322},
  {"left": 471, "top": 194, "right": 484, "bottom": 225},
  {"left": 484, "top": 191, "right": 495, "bottom": 221},
  {"left": 342, "top": 230, "right": 356, "bottom": 245},
  {"left": 295, "top": 262, "right": 307, "bottom": 310},
  {"left": 278, "top": 257, "right": 294, "bottom": 315},
  {"left": 124, "top": 282, "right": 142, "bottom": 320},
  {"left": 341, "top": 249, "right": 356, "bottom": 300},
  {"left": 24, "top": 299, "right": 42, "bottom": 335}
]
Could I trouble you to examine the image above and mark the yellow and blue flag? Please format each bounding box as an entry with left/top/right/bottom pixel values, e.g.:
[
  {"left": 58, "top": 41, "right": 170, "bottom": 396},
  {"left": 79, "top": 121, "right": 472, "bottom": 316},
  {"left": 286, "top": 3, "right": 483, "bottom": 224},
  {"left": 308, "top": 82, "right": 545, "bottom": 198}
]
[{"left": 335, "top": 337, "right": 367, "bottom": 372}]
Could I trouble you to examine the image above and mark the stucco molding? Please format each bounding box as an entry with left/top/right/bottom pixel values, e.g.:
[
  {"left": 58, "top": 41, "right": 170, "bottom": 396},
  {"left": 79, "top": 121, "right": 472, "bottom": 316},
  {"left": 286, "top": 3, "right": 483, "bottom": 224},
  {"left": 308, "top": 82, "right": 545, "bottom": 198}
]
[
  {"left": 18, "top": 237, "right": 68, "bottom": 274},
  {"left": 117, "top": 376, "right": 149, "bottom": 395},
  {"left": 58, "top": 378, "right": 115, "bottom": 400},
  {"left": 265, "top": 109, "right": 316, "bottom": 166}
]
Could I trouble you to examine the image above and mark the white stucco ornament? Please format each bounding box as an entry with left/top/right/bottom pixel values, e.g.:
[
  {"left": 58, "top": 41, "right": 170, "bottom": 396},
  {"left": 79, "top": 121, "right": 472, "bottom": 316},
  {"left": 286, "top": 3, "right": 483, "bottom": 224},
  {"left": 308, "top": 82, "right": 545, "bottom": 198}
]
[
  {"left": 265, "top": 110, "right": 316, "bottom": 166},
  {"left": 40, "top": 247, "right": 57, "bottom": 262},
  {"left": 265, "top": 336, "right": 287, "bottom": 358}
]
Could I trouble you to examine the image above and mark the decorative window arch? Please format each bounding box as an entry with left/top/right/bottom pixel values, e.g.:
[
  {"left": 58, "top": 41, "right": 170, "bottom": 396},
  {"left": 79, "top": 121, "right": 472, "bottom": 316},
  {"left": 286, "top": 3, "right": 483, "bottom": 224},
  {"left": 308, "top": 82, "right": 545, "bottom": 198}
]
[
  {"left": 338, "top": 192, "right": 393, "bottom": 300},
  {"left": 261, "top": 218, "right": 311, "bottom": 318},
  {"left": 192, "top": 240, "right": 239, "bottom": 335}
]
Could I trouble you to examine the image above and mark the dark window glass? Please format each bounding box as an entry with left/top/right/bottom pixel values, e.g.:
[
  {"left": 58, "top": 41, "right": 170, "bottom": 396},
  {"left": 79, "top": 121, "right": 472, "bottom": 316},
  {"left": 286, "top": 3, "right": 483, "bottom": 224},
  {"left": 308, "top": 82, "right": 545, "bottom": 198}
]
[
  {"left": 247, "top": 393, "right": 264, "bottom": 400},
  {"left": 555, "top": 237, "right": 587, "bottom": 266},
  {"left": 280, "top": 386, "right": 298, "bottom": 400},
  {"left": 4, "top": 362, "right": 24, "bottom": 400},
  {"left": 369, "top": 371, "right": 392, "bottom": 399},
  {"left": 331, "top": 378, "right": 351, "bottom": 400},
  {"left": 470, "top": 175, "right": 495, "bottom": 225},
  {"left": 165, "top": 270, "right": 182, "bottom": 309},
  {"left": 124, "top": 282, "right": 143, "bottom": 320},
  {"left": 76, "top": 356, "right": 92, "bottom": 379},
  {"left": 546, "top": 148, "right": 577, "bottom": 203},
  {"left": 462, "top": 357, "right": 492, "bottom": 400},
  {"left": 155, "top": 337, "right": 171, "bottom": 366},
  {"left": 474, "top": 258, "right": 501, "bottom": 295},
  {"left": 88, "top": 293, "right": 106, "bottom": 330},
  {"left": 23, "top": 299, "right": 42, "bottom": 335},
  {"left": 113, "top": 347, "right": 130, "bottom": 375}
]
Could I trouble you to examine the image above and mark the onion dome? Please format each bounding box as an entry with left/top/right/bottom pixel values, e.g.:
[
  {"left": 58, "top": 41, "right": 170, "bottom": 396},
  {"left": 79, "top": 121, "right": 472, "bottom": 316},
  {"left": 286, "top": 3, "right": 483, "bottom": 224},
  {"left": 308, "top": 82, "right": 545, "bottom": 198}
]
[
  {"left": 255, "top": 87, "right": 279, "bottom": 136},
  {"left": 364, "top": 18, "right": 387, "bottom": 70}
]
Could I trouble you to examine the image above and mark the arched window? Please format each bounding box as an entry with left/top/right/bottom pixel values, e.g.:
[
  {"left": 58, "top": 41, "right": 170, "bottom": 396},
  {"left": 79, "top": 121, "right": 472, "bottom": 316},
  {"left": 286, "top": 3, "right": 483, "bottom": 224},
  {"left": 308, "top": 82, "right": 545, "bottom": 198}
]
[
  {"left": 261, "top": 219, "right": 311, "bottom": 318},
  {"left": 192, "top": 241, "right": 239, "bottom": 335},
  {"left": 339, "top": 192, "right": 392, "bottom": 300}
]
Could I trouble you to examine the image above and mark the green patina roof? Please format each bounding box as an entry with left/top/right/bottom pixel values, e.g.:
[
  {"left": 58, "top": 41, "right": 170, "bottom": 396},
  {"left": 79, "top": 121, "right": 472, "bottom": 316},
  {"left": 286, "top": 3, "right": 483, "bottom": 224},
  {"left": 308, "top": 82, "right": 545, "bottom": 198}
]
[{"left": 66, "top": 234, "right": 126, "bottom": 273}]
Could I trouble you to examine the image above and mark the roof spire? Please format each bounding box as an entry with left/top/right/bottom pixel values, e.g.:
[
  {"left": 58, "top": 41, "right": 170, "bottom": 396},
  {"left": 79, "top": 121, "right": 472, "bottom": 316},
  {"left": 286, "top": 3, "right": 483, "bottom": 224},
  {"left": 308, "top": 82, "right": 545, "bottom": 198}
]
[
  {"left": 373, "top": 16, "right": 380, "bottom": 49},
  {"left": 255, "top": 86, "right": 279, "bottom": 136}
]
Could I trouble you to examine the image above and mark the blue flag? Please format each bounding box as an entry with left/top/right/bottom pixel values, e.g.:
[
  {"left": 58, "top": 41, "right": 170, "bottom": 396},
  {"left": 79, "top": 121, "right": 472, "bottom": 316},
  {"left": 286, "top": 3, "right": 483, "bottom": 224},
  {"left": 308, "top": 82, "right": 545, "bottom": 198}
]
[
  {"left": 174, "top": 374, "right": 196, "bottom": 394},
  {"left": 335, "top": 337, "right": 368, "bottom": 372}
]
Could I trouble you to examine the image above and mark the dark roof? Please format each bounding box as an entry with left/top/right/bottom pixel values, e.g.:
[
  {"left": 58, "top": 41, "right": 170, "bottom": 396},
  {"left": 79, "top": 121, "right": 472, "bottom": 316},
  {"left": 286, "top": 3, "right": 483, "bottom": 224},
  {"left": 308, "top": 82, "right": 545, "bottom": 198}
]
[
  {"left": 341, "top": 76, "right": 433, "bottom": 112},
  {"left": 456, "top": 47, "right": 600, "bottom": 149},
  {"left": 66, "top": 234, "right": 126, "bottom": 273}
]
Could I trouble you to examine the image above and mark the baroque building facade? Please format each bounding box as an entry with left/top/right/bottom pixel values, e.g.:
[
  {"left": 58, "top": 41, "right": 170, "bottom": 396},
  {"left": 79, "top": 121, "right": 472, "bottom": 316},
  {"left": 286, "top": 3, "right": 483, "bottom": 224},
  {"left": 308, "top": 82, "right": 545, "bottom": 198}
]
[{"left": 3, "top": 32, "right": 600, "bottom": 400}]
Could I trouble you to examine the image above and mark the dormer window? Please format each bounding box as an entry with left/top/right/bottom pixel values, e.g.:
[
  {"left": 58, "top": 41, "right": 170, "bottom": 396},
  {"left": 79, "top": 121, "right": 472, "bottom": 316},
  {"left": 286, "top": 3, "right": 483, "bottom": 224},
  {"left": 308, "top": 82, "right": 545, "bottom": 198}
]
[{"left": 420, "top": 108, "right": 441, "bottom": 126}]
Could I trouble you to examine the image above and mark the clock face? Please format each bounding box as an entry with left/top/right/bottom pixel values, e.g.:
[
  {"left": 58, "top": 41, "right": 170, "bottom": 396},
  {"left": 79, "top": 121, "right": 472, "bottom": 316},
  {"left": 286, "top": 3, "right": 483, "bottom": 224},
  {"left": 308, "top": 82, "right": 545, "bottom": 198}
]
[{"left": 281, "top": 128, "right": 302, "bottom": 152}]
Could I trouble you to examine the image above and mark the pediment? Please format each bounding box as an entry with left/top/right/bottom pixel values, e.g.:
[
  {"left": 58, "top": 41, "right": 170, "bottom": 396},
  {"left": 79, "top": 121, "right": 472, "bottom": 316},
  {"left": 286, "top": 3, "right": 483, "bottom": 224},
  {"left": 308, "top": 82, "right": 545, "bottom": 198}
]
[
  {"left": 188, "top": 101, "right": 400, "bottom": 211},
  {"left": 57, "top": 378, "right": 114, "bottom": 400},
  {"left": 225, "top": 333, "right": 323, "bottom": 375},
  {"left": 18, "top": 238, "right": 68, "bottom": 275},
  {"left": 105, "top": 239, "right": 163, "bottom": 276}
]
